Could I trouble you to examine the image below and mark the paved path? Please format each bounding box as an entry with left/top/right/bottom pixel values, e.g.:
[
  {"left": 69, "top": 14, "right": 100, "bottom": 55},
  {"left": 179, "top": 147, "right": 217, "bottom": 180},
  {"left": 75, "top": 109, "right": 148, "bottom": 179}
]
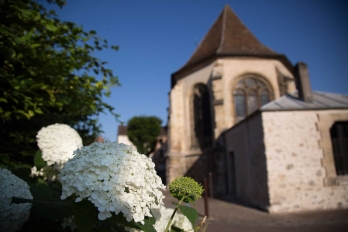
[{"left": 162, "top": 191, "right": 348, "bottom": 232}]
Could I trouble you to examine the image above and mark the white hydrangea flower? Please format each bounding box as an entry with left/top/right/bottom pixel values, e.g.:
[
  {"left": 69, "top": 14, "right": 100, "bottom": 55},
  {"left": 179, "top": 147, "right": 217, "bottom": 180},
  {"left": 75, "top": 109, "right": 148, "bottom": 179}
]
[
  {"left": 61, "top": 216, "right": 77, "bottom": 232},
  {"left": 30, "top": 166, "right": 58, "bottom": 181},
  {"left": 0, "top": 168, "right": 33, "bottom": 232},
  {"left": 59, "top": 142, "right": 166, "bottom": 225},
  {"left": 126, "top": 206, "right": 193, "bottom": 232},
  {"left": 36, "top": 123, "right": 83, "bottom": 166}
]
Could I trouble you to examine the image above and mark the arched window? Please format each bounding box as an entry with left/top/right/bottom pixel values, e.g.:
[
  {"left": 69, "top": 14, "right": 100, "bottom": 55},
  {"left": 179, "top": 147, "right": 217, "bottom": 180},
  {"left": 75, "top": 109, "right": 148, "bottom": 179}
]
[
  {"left": 191, "top": 84, "right": 213, "bottom": 150},
  {"left": 330, "top": 121, "right": 348, "bottom": 175},
  {"left": 233, "top": 77, "right": 271, "bottom": 122}
]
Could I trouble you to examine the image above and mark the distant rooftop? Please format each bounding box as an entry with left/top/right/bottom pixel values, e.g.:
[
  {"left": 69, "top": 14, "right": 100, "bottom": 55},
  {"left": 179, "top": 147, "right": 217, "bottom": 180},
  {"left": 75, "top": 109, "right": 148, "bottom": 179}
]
[
  {"left": 261, "top": 91, "right": 348, "bottom": 111},
  {"left": 117, "top": 125, "right": 128, "bottom": 136}
]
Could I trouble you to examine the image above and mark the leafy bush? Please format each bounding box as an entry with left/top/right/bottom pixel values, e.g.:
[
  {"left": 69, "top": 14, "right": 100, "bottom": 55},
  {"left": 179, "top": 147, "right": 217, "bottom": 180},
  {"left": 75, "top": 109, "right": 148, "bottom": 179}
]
[
  {"left": 0, "top": 0, "right": 119, "bottom": 168},
  {"left": 127, "top": 116, "right": 162, "bottom": 156}
]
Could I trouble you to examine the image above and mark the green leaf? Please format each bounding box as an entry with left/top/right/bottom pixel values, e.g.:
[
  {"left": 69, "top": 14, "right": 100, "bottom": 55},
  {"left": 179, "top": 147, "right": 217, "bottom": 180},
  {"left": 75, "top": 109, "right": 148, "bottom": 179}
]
[
  {"left": 106, "top": 213, "right": 156, "bottom": 232},
  {"left": 12, "top": 197, "right": 72, "bottom": 220},
  {"left": 178, "top": 205, "right": 198, "bottom": 228},
  {"left": 34, "top": 150, "right": 47, "bottom": 170},
  {"left": 0, "top": 98, "right": 8, "bottom": 103},
  {"left": 29, "top": 182, "right": 59, "bottom": 201},
  {"left": 72, "top": 200, "right": 98, "bottom": 232},
  {"left": 139, "top": 216, "right": 156, "bottom": 232},
  {"left": 11, "top": 167, "right": 31, "bottom": 182},
  {"left": 46, "top": 24, "right": 56, "bottom": 31},
  {"left": 171, "top": 225, "right": 185, "bottom": 232},
  {"left": 30, "top": 43, "right": 40, "bottom": 48}
]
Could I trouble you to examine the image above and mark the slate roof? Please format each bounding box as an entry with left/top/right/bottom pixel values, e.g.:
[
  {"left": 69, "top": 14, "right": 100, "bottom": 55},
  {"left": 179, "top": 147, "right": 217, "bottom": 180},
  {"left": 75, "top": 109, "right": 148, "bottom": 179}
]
[
  {"left": 172, "top": 5, "right": 293, "bottom": 86},
  {"left": 261, "top": 91, "right": 348, "bottom": 111}
]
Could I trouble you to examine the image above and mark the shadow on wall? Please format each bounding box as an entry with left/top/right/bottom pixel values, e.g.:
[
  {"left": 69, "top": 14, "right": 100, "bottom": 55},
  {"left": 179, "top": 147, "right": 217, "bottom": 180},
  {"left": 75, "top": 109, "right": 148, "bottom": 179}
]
[{"left": 184, "top": 150, "right": 216, "bottom": 186}]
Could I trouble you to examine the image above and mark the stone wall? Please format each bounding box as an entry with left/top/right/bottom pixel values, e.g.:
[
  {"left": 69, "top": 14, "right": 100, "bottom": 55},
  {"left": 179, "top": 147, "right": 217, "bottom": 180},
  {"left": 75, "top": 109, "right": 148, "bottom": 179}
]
[
  {"left": 167, "top": 57, "right": 296, "bottom": 185},
  {"left": 220, "top": 58, "right": 296, "bottom": 129},
  {"left": 262, "top": 110, "right": 348, "bottom": 213},
  {"left": 167, "top": 61, "right": 217, "bottom": 184}
]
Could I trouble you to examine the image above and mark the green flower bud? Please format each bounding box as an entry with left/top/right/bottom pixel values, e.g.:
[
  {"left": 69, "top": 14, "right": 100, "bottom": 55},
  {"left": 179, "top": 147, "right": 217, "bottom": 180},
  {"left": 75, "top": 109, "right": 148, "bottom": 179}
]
[{"left": 169, "top": 177, "right": 204, "bottom": 203}]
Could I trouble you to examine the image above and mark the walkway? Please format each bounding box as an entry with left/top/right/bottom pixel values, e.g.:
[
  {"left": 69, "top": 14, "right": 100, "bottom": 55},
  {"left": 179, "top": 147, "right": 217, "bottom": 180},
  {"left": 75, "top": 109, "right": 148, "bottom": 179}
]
[{"left": 162, "top": 191, "right": 348, "bottom": 232}]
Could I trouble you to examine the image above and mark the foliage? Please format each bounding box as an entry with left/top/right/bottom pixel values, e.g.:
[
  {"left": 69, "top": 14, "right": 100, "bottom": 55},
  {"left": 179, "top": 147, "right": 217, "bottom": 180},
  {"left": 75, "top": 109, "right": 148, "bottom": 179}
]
[
  {"left": 127, "top": 116, "right": 162, "bottom": 156},
  {"left": 0, "top": 0, "right": 120, "bottom": 168}
]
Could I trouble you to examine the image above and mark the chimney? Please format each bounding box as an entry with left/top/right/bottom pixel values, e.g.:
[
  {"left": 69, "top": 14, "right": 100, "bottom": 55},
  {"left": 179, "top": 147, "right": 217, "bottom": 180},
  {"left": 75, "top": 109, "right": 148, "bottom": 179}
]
[{"left": 294, "top": 62, "right": 313, "bottom": 102}]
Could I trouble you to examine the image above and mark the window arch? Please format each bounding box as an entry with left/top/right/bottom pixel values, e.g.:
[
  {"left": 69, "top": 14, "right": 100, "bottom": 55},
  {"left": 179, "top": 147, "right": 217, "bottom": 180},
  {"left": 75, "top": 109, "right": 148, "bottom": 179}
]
[
  {"left": 190, "top": 84, "right": 213, "bottom": 150},
  {"left": 233, "top": 77, "right": 271, "bottom": 122}
]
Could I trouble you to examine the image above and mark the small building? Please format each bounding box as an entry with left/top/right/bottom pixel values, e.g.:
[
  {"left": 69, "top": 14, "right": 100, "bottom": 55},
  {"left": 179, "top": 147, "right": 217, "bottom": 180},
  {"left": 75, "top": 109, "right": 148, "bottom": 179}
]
[
  {"left": 220, "top": 83, "right": 348, "bottom": 213},
  {"left": 116, "top": 125, "right": 134, "bottom": 146}
]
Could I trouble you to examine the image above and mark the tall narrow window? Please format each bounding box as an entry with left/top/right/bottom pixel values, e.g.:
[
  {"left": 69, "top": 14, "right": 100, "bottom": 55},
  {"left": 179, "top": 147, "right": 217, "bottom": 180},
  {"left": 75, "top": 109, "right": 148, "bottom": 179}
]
[
  {"left": 233, "top": 77, "right": 271, "bottom": 122},
  {"left": 234, "top": 89, "right": 246, "bottom": 122},
  {"left": 191, "top": 84, "right": 213, "bottom": 150},
  {"left": 260, "top": 89, "right": 270, "bottom": 106},
  {"left": 247, "top": 90, "right": 258, "bottom": 114},
  {"left": 330, "top": 121, "right": 348, "bottom": 175}
]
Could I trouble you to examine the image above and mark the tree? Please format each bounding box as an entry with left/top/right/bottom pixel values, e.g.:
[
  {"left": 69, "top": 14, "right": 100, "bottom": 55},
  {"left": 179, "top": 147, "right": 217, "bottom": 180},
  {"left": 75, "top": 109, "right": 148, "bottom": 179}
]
[
  {"left": 127, "top": 116, "right": 162, "bottom": 156},
  {"left": 0, "top": 0, "right": 119, "bottom": 167}
]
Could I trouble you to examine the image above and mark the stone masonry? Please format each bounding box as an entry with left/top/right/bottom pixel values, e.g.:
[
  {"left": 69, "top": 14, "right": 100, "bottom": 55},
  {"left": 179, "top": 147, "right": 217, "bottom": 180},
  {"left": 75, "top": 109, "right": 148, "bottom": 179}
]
[{"left": 263, "top": 110, "right": 348, "bottom": 213}]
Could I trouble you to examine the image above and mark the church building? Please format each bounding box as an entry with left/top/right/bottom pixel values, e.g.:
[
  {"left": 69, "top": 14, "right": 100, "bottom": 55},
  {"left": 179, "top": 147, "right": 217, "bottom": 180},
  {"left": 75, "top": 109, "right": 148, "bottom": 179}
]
[{"left": 166, "top": 5, "right": 348, "bottom": 213}]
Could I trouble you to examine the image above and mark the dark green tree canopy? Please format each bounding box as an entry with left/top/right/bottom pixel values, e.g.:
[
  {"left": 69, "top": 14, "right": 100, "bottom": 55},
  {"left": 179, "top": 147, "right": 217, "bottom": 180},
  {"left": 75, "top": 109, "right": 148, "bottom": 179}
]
[
  {"left": 0, "top": 0, "right": 119, "bottom": 167},
  {"left": 127, "top": 116, "right": 162, "bottom": 156}
]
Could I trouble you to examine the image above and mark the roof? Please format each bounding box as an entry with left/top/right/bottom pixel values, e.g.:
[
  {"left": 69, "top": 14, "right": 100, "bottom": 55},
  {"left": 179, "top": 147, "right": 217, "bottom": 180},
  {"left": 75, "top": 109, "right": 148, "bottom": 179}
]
[
  {"left": 185, "top": 4, "right": 276, "bottom": 66},
  {"left": 117, "top": 125, "right": 128, "bottom": 136},
  {"left": 117, "top": 125, "right": 167, "bottom": 137},
  {"left": 261, "top": 91, "right": 348, "bottom": 111},
  {"left": 172, "top": 4, "right": 293, "bottom": 85}
]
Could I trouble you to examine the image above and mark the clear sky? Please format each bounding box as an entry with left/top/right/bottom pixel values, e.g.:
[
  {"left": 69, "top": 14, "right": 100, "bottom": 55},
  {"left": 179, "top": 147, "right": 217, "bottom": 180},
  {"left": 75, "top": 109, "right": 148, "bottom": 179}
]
[{"left": 49, "top": 0, "right": 348, "bottom": 141}]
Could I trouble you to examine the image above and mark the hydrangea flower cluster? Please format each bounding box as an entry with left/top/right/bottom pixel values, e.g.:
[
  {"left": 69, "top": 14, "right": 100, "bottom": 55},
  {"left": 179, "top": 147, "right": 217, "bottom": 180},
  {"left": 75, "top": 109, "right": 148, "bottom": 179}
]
[
  {"left": 36, "top": 123, "right": 83, "bottom": 166},
  {"left": 0, "top": 168, "right": 33, "bottom": 232},
  {"left": 59, "top": 142, "right": 166, "bottom": 224},
  {"left": 126, "top": 206, "right": 193, "bottom": 232},
  {"left": 169, "top": 176, "right": 204, "bottom": 203}
]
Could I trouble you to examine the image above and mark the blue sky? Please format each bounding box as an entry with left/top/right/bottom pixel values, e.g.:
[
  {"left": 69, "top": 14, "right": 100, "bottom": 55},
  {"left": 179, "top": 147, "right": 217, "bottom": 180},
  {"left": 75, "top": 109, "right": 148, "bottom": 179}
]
[{"left": 50, "top": 0, "right": 348, "bottom": 141}]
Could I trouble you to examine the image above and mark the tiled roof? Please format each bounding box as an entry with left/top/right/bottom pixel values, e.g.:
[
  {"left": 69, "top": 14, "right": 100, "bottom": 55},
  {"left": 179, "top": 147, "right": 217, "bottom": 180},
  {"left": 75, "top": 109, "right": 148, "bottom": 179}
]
[
  {"left": 178, "top": 5, "right": 277, "bottom": 72},
  {"left": 261, "top": 91, "right": 348, "bottom": 111},
  {"left": 117, "top": 125, "right": 128, "bottom": 136},
  {"left": 171, "top": 5, "right": 293, "bottom": 86}
]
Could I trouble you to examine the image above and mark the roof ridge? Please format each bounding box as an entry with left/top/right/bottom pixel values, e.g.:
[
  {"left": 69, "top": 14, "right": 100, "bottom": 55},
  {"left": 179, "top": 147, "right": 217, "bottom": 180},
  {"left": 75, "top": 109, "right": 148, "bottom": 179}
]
[
  {"left": 314, "top": 91, "right": 348, "bottom": 105},
  {"left": 217, "top": 5, "right": 228, "bottom": 53}
]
